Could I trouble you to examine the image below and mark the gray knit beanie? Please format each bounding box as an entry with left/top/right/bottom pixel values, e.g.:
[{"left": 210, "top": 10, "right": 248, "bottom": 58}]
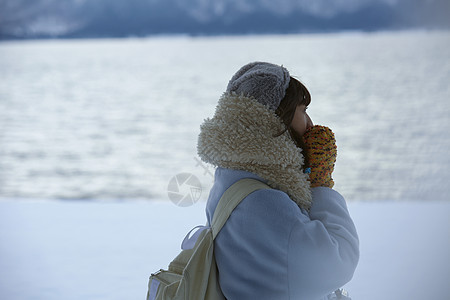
[{"left": 226, "top": 62, "right": 291, "bottom": 111}]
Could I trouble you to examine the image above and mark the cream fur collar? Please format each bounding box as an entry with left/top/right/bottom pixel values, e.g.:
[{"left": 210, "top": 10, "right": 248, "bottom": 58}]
[{"left": 197, "top": 93, "right": 312, "bottom": 210}]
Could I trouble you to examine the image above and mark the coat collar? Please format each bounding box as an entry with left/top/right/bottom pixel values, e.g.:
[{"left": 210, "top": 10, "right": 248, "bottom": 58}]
[{"left": 197, "top": 93, "right": 312, "bottom": 210}]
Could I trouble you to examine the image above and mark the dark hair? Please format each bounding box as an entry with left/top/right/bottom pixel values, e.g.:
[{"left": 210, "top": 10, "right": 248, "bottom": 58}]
[
  {"left": 275, "top": 77, "right": 311, "bottom": 139},
  {"left": 274, "top": 77, "right": 311, "bottom": 165}
]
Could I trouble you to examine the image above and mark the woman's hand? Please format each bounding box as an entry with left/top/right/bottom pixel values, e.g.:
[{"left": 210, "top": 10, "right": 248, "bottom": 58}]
[{"left": 302, "top": 125, "right": 337, "bottom": 188}]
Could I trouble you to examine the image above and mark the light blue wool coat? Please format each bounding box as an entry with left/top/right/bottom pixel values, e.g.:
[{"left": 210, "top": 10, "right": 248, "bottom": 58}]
[{"left": 206, "top": 167, "right": 359, "bottom": 300}]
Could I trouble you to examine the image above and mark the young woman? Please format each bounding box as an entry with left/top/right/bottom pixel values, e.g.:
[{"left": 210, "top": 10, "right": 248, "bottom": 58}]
[{"left": 197, "top": 62, "right": 359, "bottom": 300}]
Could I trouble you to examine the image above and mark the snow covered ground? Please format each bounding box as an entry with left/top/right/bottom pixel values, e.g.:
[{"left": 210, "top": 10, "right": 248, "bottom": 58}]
[{"left": 0, "top": 199, "right": 449, "bottom": 300}]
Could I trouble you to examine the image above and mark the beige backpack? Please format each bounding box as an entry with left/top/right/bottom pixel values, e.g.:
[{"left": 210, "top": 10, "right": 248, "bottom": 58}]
[{"left": 146, "top": 178, "right": 270, "bottom": 300}]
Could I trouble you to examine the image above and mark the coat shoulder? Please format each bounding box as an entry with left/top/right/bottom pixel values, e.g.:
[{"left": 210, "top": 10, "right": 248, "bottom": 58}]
[{"left": 232, "top": 187, "right": 305, "bottom": 229}]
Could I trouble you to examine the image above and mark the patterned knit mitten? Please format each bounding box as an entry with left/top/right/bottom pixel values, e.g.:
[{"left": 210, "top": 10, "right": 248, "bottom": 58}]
[{"left": 302, "top": 125, "right": 337, "bottom": 188}]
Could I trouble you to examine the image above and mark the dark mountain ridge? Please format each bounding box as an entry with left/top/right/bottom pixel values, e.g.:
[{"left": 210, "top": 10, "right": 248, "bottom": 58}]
[{"left": 0, "top": 0, "right": 448, "bottom": 39}]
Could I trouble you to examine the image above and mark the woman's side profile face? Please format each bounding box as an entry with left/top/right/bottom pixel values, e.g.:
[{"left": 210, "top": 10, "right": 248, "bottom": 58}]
[{"left": 291, "top": 104, "right": 313, "bottom": 136}]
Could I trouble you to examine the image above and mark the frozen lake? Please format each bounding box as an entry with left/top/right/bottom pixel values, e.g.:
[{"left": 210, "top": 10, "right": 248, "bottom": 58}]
[
  {"left": 0, "top": 200, "right": 448, "bottom": 300},
  {"left": 0, "top": 31, "right": 449, "bottom": 202}
]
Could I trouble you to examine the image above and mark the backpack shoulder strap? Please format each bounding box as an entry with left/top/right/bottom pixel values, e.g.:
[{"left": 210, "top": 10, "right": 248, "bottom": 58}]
[{"left": 211, "top": 178, "right": 270, "bottom": 239}]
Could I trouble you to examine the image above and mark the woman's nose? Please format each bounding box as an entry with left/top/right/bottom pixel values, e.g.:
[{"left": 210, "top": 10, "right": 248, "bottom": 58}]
[{"left": 306, "top": 114, "right": 313, "bottom": 130}]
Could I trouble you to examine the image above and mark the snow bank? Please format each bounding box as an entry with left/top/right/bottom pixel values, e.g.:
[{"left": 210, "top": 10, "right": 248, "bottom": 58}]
[{"left": 0, "top": 200, "right": 449, "bottom": 300}]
